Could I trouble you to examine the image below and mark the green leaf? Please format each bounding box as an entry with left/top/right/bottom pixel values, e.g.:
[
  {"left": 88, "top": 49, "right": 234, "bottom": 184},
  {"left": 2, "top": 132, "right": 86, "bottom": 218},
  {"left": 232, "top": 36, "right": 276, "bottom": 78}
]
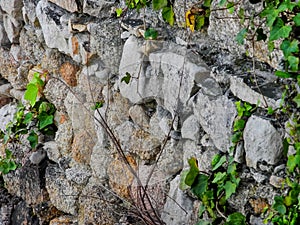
[
  {"left": 23, "top": 112, "right": 33, "bottom": 125},
  {"left": 273, "top": 196, "right": 286, "bottom": 215},
  {"left": 224, "top": 181, "right": 237, "bottom": 199},
  {"left": 24, "top": 83, "right": 38, "bottom": 107},
  {"left": 280, "top": 40, "right": 299, "bottom": 58},
  {"left": 116, "top": 8, "right": 123, "bottom": 17},
  {"left": 203, "top": 0, "right": 211, "bottom": 8},
  {"left": 191, "top": 174, "right": 209, "bottom": 198},
  {"left": 227, "top": 2, "right": 234, "bottom": 14},
  {"left": 91, "top": 101, "right": 104, "bottom": 110},
  {"left": 275, "top": 70, "right": 293, "bottom": 78},
  {"left": 152, "top": 0, "right": 168, "bottom": 10},
  {"left": 238, "top": 8, "right": 245, "bottom": 24},
  {"left": 5, "top": 149, "right": 13, "bottom": 159},
  {"left": 225, "top": 212, "right": 246, "bottom": 225},
  {"left": 231, "top": 131, "right": 242, "bottom": 143},
  {"left": 31, "top": 72, "right": 44, "bottom": 87},
  {"left": 198, "top": 202, "right": 206, "bottom": 218},
  {"left": 287, "top": 154, "right": 300, "bottom": 172},
  {"left": 233, "top": 119, "right": 245, "bottom": 131},
  {"left": 121, "top": 72, "right": 131, "bottom": 84},
  {"left": 27, "top": 131, "right": 38, "bottom": 149},
  {"left": 162, "top": 6, "right": 174, "bottom": 26},
  {"left": 185, "top": 157, "right": 199, "bottom": 186},
  {"left": 294, "top": 13, "right": 300, "bottom": 26},
  {"left": 260, "top": 8, "right": 279, "bottom": 27},
  {"left": 293, "top": 94, "right": 300, "bottom": 108},
  {"left": 219, "top": 0, "right": 226, "bottom": 6},
  {"left": 212, "top": 172, "right": 227, "bottom": 184},
  {"left": 144, "top": 28, "right": 158, "bottom": 40},
  {"left": 269, "top": 18, "right": 292, "bottom": 41},
  {"left": 196, "top": 220, "right": 211, "bottom": 225},
  {"left": 287, "top": 55, "right": 299, "bottom": 72},
  {"left": 278, "top": 0, "right": 295, "bottom": 12},
  {"left": 195, "top": 15, "right": 205, "bottom": 30},
  {"left": 236, "top": 28, "right": 247, "bottom": 45},
  {"left": 212, "top": 155, "right": 226, "bottom": 171},
  {"left": 179, "top": 170, "right": 190, "bottom": 190},
  {"left": 38, "top": 112, "right": 54, "bottom": 130},
  {"left": 268, "top": 41, "right": 275, "bottom": 52}
]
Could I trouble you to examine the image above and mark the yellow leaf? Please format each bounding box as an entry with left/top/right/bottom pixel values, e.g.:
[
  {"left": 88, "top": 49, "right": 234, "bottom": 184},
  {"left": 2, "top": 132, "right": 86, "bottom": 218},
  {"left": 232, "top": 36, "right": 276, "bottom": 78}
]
[{"left": 186, "top": 10, "right": 195, "bottom": 32}]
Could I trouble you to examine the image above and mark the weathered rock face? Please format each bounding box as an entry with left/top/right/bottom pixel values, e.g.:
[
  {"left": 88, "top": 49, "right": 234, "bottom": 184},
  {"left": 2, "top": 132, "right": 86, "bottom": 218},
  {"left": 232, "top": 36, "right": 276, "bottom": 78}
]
[{"left": 0, "top": 1, "right": 290, "bottom": 225}]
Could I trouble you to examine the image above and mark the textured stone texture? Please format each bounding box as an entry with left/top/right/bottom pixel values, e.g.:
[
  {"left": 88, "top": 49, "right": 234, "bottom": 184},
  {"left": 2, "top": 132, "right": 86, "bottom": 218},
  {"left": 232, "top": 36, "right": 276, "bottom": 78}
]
[
  {"left": 244, "top": 115, "right": 283, "bottom": 169},
  {"left": 48, "top": 0, "right": 79, "bottom": 13},
  {"left": 192, "top": 92, "right": 237, "bottom": 152},
  {"left": 0, "top": 0, "right": 293, "bottom": 224}
]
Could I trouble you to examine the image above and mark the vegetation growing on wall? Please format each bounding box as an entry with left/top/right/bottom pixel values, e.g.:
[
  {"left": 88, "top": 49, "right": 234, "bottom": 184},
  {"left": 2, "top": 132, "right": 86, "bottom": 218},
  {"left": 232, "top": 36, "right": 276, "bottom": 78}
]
[{"left": 0, "top": 72, "right": 56, "bottom": 174}]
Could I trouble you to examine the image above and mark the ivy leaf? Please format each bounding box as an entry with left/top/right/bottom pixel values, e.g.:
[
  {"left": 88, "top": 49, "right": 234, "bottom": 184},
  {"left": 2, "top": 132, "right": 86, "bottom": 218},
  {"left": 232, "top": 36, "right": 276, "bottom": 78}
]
[
  {"left": 24, "top": 83, "right": 38, "bottom": 107},
  {"left": 203, "top": 0, "right": 211, "bottom": 7},
  {"left": 231, "top": 131, "right": 242, "bottom": 143},
  {"left": 225, "top": 212, "right": 246, "bottom": 225},
  {"left": 162, "top": 6, "right": 174, "bottom": 26},
  {"left": 278, "top": 0, "right": 295, "bottom": 12},
  {"left": 144, "top": 28, "right": 158, "bottom": 40},
  {"left": 224, "top": 181, "right": 237, "bottom": 199},
  {"left": 152, "top": 0, "right": 168, "bottom": 10},
  {"left": 179, "top": 170, "right": 190, "bottom": 190},
  {"left": 260, "top": 8, "right": 279, "bottom": 27},
  {"left": 294, "top": 13, "right": 300, "bottom": 26},
  {"left": 121, "top": 72, "right": 131, "bottom": 84},
  {"left": 236, "top": 28, "right": 248, "bottom": 45},
  {"left": 5, "top": 149, "right": 13, "bottom": 159},
  {"left": 27, "top": 131, "right": 38, "bottom": 149},
  {"left": 287, "top": 55, "right": 299, "bottom": 72},
  {"left": 38, "top": 112, "right": 54, "bottom": 130},
  {"left": 280, "top": 40, "right": 299, "bottom": 58},
  {"left": 91, "top": 101, "right": 104, "bottom": 110},
  {"left": 273, "top": 196, "right": 286, "bottom": 215},
  {"left": 293, "top": 94, "right": 300, "bottom": 108},
  {"left": 185, "top": 157, "right": 200, "bottom": 186},
  {"left": 269, "top": 18, "right": 292, "bottom": 41},
  {"left": 23, "top": 112, "right": 33, "bottom": 125},
  {"left": 191, "top": 174, "right": 209, "bottom": 198},
  {"left": 233, "top": 119, "right": 245, "bottom": 131},
  {"left": 227, "top": 2, "right": 234, "bottom": 14},
  {"left": 287, "top": 154, "right": 300, "bottom": 172},
  {"left": 275, "top": 71, "right": 293, "bottom": 78},
  {"left": 212, "top": 155, "right": 226, "bottom": 171},
  {"left": 116, "top": 8, "right": 123, "bottom": 17},
  {"left": 219, "top": 0, "right": 226, "bottom": 6},
  {"left": 195, "top": 15, "right": 205, "bottom": 31},
  {"left": 238, "top": 8, "right": 245, "bottom": 24},
  {"left": 212, "top": 172, "right": 227, "bottom": 184}
]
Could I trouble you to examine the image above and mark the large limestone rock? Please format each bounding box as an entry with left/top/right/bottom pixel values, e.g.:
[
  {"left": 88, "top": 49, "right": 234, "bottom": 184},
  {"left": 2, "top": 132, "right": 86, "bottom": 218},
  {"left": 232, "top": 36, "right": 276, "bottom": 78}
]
[
  {"left": 244, "top": 115, "right": 283, "bottom": 168},
  {"left": 46, "top": 164, "right": 82, "bottom": 215},
  {"left": 162, "top": 175, "right": 196, "bottom": 225},
  {"left": 48, "top": 0, "right": 79, "bottom": 13},
  {"left": 36, "top": 0, "right": 71, "bottom": 54},
  {"left": 192, "top": 92, "right": 237, "bottom": 152}
]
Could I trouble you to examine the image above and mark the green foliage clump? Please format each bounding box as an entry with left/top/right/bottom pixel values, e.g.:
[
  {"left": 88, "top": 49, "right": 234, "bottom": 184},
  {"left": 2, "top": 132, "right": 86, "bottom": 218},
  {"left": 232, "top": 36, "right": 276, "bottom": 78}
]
[
  {"left": 0, "top": 72, "right": 56, "bottom": 174},
  {"left": 181, "top": 156, "right": 245, "bottom": 225}
]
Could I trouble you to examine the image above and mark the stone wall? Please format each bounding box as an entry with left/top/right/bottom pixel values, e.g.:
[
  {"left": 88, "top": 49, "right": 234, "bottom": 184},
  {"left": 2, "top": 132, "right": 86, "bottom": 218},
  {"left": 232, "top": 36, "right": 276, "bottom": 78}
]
[{"left": 0, "top": 0, "right": 289, "bottom": 224}]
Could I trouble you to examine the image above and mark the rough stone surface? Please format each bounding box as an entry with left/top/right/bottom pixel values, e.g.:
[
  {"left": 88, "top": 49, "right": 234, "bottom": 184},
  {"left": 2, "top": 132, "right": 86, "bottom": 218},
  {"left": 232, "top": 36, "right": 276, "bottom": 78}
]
[
  {"left": 0, "top": 0, "right": 294, "bottom": 224},
  {"left": 46, "top": 164, "right": 82, "bottom": 215},
  {"left": 48, "top": 0, "right": 79, "bottom": 13},
  {"left": 192, "top": 92, "right": 237, "bottom": 152},
  {"left": 244, "top": 115, "right": 283, "bottom": 169},
  {"left": 162, "top": 175, "right": 196, "bottom": 225}
]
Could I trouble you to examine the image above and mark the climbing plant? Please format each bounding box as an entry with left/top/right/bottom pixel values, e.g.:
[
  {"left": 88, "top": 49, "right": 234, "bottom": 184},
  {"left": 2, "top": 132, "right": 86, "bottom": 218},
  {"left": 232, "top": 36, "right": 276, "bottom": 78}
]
[{"left": 0, "top": 72, "right": 56, "bottom": 174}]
